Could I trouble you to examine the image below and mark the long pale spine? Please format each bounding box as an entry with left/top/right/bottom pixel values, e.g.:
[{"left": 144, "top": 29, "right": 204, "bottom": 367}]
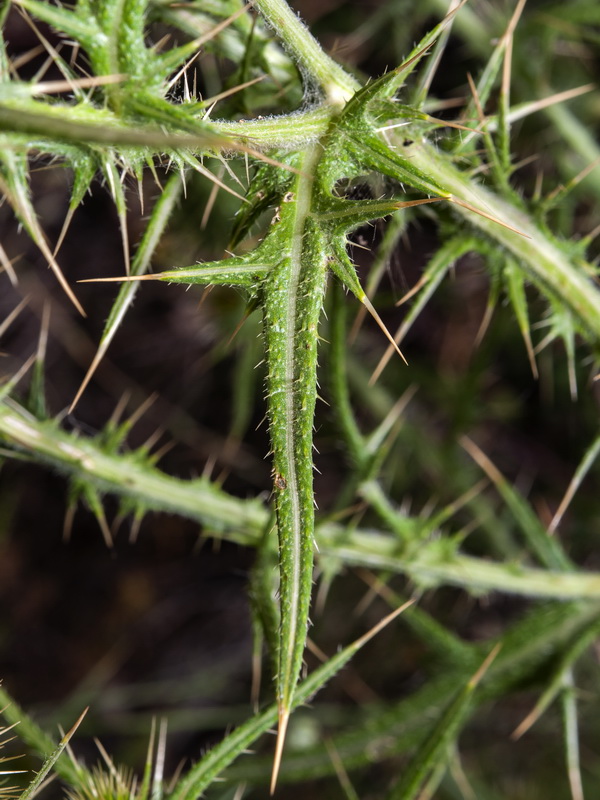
[{"left": 262, "top": 143, "right": 325, "bottom": 785}]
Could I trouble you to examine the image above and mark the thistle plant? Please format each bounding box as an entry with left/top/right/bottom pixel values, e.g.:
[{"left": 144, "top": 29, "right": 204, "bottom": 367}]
[{"left": 1, "top": 0, "right": 600, "bottom": 797}]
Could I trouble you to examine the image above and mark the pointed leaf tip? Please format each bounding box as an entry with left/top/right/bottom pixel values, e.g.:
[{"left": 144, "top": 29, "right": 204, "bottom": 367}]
[
  {"left": 270, "top": 705, "right": 290, "bottom": 795},
  {"left": 362, "top": 296, "right": 408, "bottom": 366},
  {"left": 61, "top": 706, "right": 89, "bottom": 744}
]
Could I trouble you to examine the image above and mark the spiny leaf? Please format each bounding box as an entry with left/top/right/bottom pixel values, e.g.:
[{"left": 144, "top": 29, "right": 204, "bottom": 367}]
[
  {"left": 83, "top": 259, "right": 271, "bottom": 289},
  {"left": 262, "top": 145, "right": 327, "bottom": 791}
]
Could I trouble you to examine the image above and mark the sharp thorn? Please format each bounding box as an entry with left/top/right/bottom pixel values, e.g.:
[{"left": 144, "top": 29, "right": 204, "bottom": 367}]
[{"left": 270, "top": 705, "right": 290, "bottom": 795}]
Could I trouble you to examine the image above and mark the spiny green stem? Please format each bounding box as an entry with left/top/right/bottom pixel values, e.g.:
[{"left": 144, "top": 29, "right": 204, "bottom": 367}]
[
  {"left": 0, "top": 401, "right": 267, "bottom": 535},
  {"left": 3, "top": 402, "right": 600, "bottom": 600},
  {"left": 252, "top": 0, "right": 358, "bottom": 105},
  {"left": 0, "top": 103, "right": 229, "bottom": 152},
  {"left": 214, "top": 106, "right": 331, "bottom": 148}
]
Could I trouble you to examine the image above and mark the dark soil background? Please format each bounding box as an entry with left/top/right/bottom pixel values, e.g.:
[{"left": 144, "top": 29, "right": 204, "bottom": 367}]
[{"left": 1, "top": 1, "right": 600, "bottom": 797}]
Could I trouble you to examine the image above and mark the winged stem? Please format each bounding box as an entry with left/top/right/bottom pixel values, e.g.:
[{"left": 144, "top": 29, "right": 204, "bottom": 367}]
[{"left": 262, "top": 142, "right": 326, "bottom": 789}]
